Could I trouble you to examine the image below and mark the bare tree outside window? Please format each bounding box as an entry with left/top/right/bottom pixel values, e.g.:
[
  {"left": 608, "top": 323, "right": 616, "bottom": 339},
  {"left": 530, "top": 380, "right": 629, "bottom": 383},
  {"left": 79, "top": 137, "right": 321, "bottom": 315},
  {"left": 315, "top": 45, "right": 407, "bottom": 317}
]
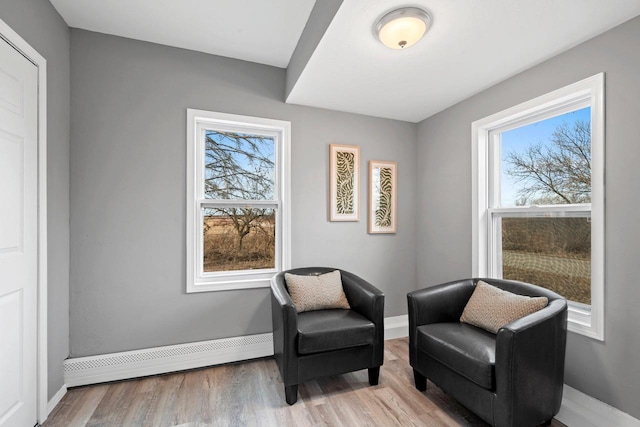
[
  {"left": 499, "top": 109, "right": 592, "bottom": 304},
  {"left": 203, "top": 131, "right": 276, "bottom": 272},
  {"left": 506, "top": 119, "right": 591, "bottom": 205}
]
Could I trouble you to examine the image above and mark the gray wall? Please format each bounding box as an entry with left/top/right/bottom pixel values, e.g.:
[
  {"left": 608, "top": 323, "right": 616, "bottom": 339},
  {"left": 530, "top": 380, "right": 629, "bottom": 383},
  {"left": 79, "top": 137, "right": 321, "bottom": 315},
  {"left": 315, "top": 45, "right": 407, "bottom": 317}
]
[
  {"left": 69, "top": 29, "right": 417, "bottom": 357},
  {"left": 417, "top": 15, "right": 640, "bottom": 418},
  {"left": 0, "top": 0, "right": 70, "bottom": 400}
]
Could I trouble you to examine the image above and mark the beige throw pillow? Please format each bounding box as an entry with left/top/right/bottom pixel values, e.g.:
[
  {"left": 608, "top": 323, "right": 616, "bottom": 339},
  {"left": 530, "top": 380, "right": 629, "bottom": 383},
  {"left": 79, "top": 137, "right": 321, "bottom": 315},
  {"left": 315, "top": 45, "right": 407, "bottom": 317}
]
[
  {"left": 285, "top": 270, "right": 350, "bottom": 313},
  {"left": 460, "top": 280, "right": 548, "bottom": 334}
]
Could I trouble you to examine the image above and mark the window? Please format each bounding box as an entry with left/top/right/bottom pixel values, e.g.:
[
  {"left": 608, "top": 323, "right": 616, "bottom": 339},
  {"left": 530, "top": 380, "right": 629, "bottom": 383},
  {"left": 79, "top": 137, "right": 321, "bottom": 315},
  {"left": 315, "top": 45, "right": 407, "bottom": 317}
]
[
  {"left": 186, "top": 109, "right": 290, "bottom": 292},
  {"left": 472, "top": 74, "right": 604, "bottom": 340}
]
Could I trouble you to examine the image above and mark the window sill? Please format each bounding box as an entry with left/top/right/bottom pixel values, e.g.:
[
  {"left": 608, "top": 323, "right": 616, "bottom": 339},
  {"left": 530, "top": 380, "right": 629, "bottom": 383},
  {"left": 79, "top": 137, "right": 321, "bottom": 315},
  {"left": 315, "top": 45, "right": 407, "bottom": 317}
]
[
  {"left": 187, "top": 277, "right": 272, "bottom": 293},
  {"left": 567, "top": 303, "right": 604, "bottom": 341},
  {"left": 187, "top": 269, "right": 276, "bottom": 293}
]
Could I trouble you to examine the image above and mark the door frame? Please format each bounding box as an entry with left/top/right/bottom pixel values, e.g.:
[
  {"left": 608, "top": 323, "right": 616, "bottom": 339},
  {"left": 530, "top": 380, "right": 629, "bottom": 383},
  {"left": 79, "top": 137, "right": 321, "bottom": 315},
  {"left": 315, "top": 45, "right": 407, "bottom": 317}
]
[{"left": 0, "top": 18, "right": 48, "bottom": 423}]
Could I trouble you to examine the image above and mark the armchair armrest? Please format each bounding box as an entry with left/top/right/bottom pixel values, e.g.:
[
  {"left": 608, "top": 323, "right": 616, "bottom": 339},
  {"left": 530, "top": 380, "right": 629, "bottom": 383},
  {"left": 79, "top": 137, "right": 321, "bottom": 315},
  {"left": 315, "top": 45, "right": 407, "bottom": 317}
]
[
  {"left": 340, "top": 270, "right": 385, "bottom": 367},
  {"left": 270, "top": 274, "right": 299, "bottom": 385},
  {"left": 341, "top": 270, "right": 384, "bottom": 323},
  {"left": 494, "top": 299, "right": 568, "bottom": 426}
]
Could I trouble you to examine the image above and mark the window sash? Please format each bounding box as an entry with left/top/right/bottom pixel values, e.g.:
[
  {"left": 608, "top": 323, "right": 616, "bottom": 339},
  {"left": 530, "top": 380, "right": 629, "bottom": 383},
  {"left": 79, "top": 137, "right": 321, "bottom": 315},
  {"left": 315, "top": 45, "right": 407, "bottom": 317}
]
[
  {"left": 197, "top": 201, "right": 281, "bottom": 279},
  {"left": 199, "top": 199, "right": 279, "bottom": 209},
  {"left": 487, "top": 207, "right": 591, "bottom": 270},
  {"left": 196, "top": 124, "right": 282, "bottom": 279},
  {"left": 487, "top": 102, "right": 591, "bottom": 210},
  {"left": 489, "top": 205, "right": 591, "bottom": 216},
  {"left": 488, "top": 207, "right": 593, "bottom": 317},
  {"left": 197, "top": 122, "right": 280, "bottom": 202},
  {"left": 186, "top": 109, "right": 291, "bottom": 293}
]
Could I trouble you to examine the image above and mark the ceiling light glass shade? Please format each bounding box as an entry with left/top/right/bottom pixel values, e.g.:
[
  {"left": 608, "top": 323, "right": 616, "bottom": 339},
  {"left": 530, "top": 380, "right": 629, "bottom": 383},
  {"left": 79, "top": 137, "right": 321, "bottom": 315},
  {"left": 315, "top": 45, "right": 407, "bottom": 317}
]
[{"left": 375, "top": 7, "right": 431, "bottom": 50}]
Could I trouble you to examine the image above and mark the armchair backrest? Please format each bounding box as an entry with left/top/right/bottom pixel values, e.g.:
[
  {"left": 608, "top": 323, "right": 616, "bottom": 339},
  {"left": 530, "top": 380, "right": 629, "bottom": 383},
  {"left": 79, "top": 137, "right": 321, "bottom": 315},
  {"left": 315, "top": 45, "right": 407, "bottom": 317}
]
[
  {"left": 475, "top": 277, "right": 564, "bottom": 302},
  {"left": 274, "top": 267, "right": 382, "bottom": 309},
  {"left": 273, "top": 267, "right": 384, "bottom": 332},
  {"left": 408, "top": 278, "right": 567, "bottom": 330},
  {"left": 274, "top": 267, "right": 337, "bottom": 295}
]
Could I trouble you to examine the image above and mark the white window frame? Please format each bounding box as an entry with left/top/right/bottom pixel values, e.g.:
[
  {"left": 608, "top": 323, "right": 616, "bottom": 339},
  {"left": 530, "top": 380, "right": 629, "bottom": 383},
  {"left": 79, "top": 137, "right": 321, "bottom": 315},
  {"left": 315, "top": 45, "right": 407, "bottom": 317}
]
[
  {"left": 186, "top": 109, "right": 291, "bottom": 293},
  {"left": 472, "top": 73, "right": 605, "bottom": 340}
]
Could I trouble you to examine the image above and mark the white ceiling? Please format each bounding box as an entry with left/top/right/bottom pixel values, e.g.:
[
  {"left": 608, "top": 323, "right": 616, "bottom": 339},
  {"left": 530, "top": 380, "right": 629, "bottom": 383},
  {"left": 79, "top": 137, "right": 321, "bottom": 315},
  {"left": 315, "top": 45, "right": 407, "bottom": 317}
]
[
  {"left": 287, "top": 0, "right": 640, "bottom": 122},
  {"left": 51, "top": 0, "right": 640, "bottom": 123},
  {"left": 49, "top": 0, "right": 316, "bottom": 68}
]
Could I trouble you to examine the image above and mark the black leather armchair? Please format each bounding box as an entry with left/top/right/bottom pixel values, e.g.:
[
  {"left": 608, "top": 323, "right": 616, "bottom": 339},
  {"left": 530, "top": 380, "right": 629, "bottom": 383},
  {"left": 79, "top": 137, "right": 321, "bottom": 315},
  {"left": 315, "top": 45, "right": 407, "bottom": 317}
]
[
  {"left": 271, "top": 267, "right": 384, "bottom": 404},
  {"left": 408, "top": 278, "right": 567, "bottom": 427}
]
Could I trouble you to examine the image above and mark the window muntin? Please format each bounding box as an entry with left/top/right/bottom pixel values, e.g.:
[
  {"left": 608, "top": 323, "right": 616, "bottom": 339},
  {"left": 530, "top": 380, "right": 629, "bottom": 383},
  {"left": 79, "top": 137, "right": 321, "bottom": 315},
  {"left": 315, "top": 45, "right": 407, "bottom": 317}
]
[
  {"left": 187, "top": 110, "right": 290, "bottom": 292},
  {"left": 472, "top": 73, "right": 604, "bottom": 340}
]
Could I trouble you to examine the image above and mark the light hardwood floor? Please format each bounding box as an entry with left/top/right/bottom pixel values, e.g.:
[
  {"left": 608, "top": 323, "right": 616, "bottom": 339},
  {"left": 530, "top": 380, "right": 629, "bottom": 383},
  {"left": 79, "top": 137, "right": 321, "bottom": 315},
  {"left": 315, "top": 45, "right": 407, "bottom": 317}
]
[{"left": 44, "top": 338, "right": 566, "bottom": 427}]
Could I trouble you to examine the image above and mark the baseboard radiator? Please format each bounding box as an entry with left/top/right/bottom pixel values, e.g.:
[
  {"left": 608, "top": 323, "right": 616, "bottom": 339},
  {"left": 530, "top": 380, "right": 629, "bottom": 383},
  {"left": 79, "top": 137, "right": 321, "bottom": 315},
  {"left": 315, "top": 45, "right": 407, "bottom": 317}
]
[
  {"left": 64, "top": 315, "right": 410, "bottom": 387},
  {"left": 64, "top": 333, "right": 274, "bottom": 387}
]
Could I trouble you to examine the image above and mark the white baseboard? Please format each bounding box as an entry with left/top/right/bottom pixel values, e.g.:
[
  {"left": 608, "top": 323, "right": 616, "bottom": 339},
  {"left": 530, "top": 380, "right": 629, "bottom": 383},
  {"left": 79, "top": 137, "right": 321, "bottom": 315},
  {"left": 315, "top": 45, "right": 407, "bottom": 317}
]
[
  {"left": 47, "top": 384, "right": 67, "bottom": 416},
  {"left": 557, "top": 385, "right": 640, "bottom": 427},
  {"left": 64, "top": 332, "right": 273, "bottom": 387},
  {"left": 64, "top": 315, "right": 409, "bottom": 388},
  {"left": 384, "top": 314, "right": 408, "bottom": 340}
]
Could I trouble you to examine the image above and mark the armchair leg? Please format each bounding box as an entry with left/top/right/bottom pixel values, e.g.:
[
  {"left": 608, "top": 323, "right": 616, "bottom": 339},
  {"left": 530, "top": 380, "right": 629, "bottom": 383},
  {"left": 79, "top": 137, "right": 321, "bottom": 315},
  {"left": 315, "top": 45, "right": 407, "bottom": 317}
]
[
  {"left": 285, "top": 385, "right": 298, "bottom": 405},
  {"left": 368, "top": 367, "right": 380, "bottom": 385},
  {"left": 413, "top": 369, "right": 427, "bottom": 391}
]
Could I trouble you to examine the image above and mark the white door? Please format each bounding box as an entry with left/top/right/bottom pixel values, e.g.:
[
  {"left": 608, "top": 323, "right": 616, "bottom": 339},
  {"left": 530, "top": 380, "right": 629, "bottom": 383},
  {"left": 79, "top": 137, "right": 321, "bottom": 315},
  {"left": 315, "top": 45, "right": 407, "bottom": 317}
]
[{"left": 0, "top": 36, "right": 39, "bottom": 427}]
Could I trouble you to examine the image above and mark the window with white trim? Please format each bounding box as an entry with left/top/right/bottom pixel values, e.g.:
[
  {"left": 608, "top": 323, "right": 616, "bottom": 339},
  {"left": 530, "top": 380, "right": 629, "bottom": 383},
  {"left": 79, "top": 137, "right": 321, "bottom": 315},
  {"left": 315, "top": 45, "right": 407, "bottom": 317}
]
[
  {"left": 186, "top": 109, "right": 290, "bottom": 292},
  {"left": 472, "top": 74, "right": 605, "bottom": 340}
]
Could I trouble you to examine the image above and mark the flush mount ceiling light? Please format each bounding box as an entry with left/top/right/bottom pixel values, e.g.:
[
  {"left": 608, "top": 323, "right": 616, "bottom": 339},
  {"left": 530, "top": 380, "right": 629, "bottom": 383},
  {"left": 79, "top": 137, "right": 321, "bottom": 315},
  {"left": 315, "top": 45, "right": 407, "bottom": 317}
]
[{"left": 375, "top": 7, "right": 431, "bottom": 50}]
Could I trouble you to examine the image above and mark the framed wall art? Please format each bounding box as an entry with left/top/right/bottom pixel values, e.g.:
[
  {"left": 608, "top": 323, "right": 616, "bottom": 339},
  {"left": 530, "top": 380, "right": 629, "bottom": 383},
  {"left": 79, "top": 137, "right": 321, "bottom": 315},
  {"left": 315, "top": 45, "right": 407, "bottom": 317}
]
[
  {"left": 368, "top": 160, "right": 397, "bottom": 234},
  {"left": 329, "top": 144, "right": 360, "bottom": 221}
]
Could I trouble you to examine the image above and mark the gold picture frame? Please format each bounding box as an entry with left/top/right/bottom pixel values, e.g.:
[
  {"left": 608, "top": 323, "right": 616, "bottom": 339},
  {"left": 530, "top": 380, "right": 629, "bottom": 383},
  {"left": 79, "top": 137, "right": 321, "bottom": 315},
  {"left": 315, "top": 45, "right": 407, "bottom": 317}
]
[
  {"left": 329, "top": 144, "right": 360, "bottom": 221},
  {"left": 368, "top": 160, "right": 397, "bottom": 234}
]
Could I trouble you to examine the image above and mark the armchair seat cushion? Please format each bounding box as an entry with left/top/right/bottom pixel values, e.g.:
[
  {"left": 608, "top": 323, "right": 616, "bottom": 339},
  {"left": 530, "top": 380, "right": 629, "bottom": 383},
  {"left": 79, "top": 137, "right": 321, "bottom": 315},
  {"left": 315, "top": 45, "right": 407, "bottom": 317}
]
[
  {"left": 297, "top": 309, "right": 375, "bottom": 355},
  {"left": 417, "top": 323, "right": 496, "bottom": 390}
]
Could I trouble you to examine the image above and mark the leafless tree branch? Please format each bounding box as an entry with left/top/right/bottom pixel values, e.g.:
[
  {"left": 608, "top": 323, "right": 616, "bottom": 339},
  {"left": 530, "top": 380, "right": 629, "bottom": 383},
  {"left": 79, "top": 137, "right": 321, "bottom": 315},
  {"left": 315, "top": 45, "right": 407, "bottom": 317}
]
[{"left": 506, "top": 119, "right": 591, "bottom": 205}]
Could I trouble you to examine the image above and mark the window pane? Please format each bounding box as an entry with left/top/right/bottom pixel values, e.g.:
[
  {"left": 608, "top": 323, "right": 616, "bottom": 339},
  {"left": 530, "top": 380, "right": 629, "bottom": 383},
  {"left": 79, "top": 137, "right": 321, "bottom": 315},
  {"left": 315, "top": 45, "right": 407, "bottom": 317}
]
[
  {"left": 500, "top": 216, "right": 590, "bottom": 304},
  {"left": 203, "top": 207, "right": 275, "bottom": 272},
  {"left": 204, "top": 131, "right": 275, "bottom": 200},
  {"left": 500, "top": 107, "right": 591, "bottom": 207}
]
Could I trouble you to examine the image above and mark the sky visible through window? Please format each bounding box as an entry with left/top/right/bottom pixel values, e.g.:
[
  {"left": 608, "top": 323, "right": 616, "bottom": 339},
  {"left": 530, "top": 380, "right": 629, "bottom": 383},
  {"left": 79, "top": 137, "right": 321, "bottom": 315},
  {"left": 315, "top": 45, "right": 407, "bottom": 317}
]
[
  {"left": 500, "top": 107, "right": 591, "bottom": 207},
  {"left": 204, "top": 130, "right": 275, "bottom": 200}
]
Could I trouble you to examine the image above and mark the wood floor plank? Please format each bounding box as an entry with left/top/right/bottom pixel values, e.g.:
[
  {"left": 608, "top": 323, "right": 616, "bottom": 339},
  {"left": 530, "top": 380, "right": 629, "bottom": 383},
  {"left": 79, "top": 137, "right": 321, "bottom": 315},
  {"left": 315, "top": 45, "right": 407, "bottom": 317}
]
[
  {"left": 118, "top": 376, "right": 161, "bottom": 426},
  {"left": 45, "top": 384, "right": 109, "bottom": 427},
  {"left": 374, "top": 386, "right": 430, "bottom": 426},
  {"left": 380, "top": 357, "right": 441, "bottom": 415},
  {"left": 141, "top": 372, "right": 185, "bottom": 427},
  {"left": 43, "top": 338, "right": 567, "bottom": 427},
  {"left": 86, "top": 379, "right": 139, "bottom": 426}
]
